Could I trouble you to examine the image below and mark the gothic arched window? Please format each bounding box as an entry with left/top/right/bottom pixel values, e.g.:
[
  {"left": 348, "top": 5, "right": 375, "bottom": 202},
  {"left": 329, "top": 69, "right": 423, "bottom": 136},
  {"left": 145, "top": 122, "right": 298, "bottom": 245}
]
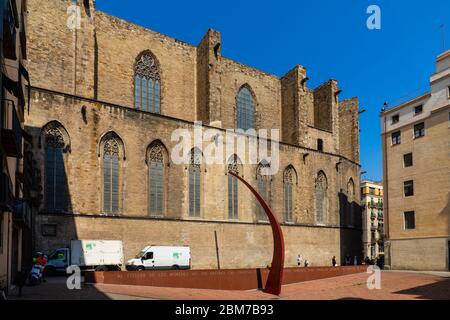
[
  {"left": 236, "top": 86, "right": 255, "bottom": 131},
  {"left": 148, "top": 142, "right": 166, "bottom": 217},
  {"left": 315, "top": 171, "right": 328, "bottom": 224},
  {"left": 103, "top": 137, "right": 120, "bottom": 214},
  {"left": 188, "top": 148, "right": 202, "bottom": 217},
  {"left": 283, "top": 166, "right": 296, "bottom": 223},
  {"left": 256, "top": 161, "right": 271, "bottom": 222},
  {"left": 134, "top": 52, "right": 161, "bottom": 113},
  {"left": 228, "top": 155, "right": 241, "bottom": 220},
  {"left": 44, "top": 127, "right": 67, "bottom": 212}
]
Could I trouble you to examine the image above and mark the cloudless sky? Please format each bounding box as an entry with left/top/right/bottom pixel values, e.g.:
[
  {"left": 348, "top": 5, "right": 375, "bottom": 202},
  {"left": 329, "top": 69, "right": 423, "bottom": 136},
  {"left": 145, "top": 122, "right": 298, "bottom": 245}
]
[{"left": 96, "top": 0, "right": 450, "bottom": 181}]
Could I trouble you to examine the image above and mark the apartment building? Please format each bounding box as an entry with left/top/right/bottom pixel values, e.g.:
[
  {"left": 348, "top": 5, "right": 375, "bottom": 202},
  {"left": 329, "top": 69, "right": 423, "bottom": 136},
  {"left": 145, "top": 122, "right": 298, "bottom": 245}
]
[
  {"left": 360, "top": 181, "right": 384, "bottom": 261},
  {"left": 381, "top": 50, "right": 450, "bottom": 271},
  {"left": 1, "top": 0, "right": 30, "bottom": 296}
]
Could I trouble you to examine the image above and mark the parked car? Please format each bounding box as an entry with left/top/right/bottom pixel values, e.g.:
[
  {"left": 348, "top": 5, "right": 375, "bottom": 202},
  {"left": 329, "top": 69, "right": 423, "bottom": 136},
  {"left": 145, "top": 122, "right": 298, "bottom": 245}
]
[
  {"left": 45, "top": 240, "right": 124, "bottom": 274},
  {"left": 126, "top": 246, "right": 191, "bottom": 271}
]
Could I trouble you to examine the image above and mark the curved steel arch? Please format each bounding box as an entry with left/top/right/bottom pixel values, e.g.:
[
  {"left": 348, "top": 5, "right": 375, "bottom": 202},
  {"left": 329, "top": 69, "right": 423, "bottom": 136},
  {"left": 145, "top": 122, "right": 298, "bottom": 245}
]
[{"left": 228, "top": 171, "right": 285, "bottom": 295}]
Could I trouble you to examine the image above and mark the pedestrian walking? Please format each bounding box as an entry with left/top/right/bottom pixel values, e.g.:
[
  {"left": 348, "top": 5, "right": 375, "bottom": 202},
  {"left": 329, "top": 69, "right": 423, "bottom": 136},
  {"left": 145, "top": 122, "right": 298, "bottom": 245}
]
[
  {"left": 304, "top": 260, "right": 309, "bottom": 267},
  {"left": 332, "top": 256, "right": 337, "bottom": 267},
  {"left": 297, "top": 254, "right": 303, "bottom": 267}
]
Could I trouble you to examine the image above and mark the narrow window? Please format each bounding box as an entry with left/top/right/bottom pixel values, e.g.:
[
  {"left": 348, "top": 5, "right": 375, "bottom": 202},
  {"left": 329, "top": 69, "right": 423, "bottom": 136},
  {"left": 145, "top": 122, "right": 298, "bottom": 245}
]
[
  {"left": 404, "top": 211, "right": 415, "bottom": 230},
  {"left": 103, "top": 138, "right": 120, "bottom": 214},
  {"left": 414, "top": 105, "right": 423, "bottom": 115},
  {"left": 45, "top": 127, "right": 67, "bottom": 212},
  {"left": 391, "top": 131, "right": 401, "bottom": 145},
  {"left": 148, "top": 143, "right": 165, "bottom": 217},
  {"left": 447, "top": 86, "right": 450, "bottom": 99},
  {"left": 228, "top": 155, "right": 240, "bottom": 220},
  {"left": 317, "top": 139, "right": 324, "bottom": 152},
  {"left": 256, "top": 162, "right": 270, "bottom": 222},
  {"left": 315, "top": 171, "right": 328, "bottom": 224},
  {"left": 188, "top": 149, "right": 201, "bottom": 217},
  {"left": 391, "top": 114, "right": 399, "bottom": 124},
  {"left": 134, "top": 52, "right": 161, "bottom": 113},
  {"left": 236, "top": 86, "right": 255, "bottom": 131},
  {"left": 283, "top": 167, "right": 295, "bottom": 223},
  {"left": 404, "top": 180, "right": 414, "bottom": 197},
  {"left": 403, "top": 153, "right": 413, "bottom": 167},
  {"left": 414, "top": 122, "right": 425, "bottom": 138}
]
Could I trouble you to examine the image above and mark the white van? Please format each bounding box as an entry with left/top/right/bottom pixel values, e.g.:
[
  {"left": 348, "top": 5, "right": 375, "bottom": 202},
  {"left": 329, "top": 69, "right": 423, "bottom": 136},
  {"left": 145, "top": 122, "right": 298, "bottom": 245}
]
[{"left": 126, "top": 246, "right": 191, "bottom": 271}]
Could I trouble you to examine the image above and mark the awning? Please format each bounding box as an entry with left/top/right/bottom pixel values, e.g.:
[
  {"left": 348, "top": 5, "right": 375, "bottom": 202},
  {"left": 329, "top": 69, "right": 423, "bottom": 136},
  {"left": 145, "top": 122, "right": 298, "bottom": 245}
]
[
  {"left": 2, "top": 72, "right": 26, "bottom": 110},
  {"left": 19, "top": 63, "right": 31, "bottom": 113}
]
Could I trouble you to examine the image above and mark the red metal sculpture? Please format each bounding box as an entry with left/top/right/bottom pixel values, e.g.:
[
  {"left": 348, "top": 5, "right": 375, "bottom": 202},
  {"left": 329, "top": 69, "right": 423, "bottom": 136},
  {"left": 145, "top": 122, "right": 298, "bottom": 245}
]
[{"left": 228, "top": 171, "right": 285, "bottom": 295}]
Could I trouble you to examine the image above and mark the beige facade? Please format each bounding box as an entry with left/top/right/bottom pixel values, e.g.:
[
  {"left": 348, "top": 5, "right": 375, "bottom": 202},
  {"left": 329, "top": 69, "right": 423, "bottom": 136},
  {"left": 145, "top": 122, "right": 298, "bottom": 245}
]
[
  {"left": 24, "top": 0, "right": 362, "bottom": 269},
  {"left": 381, "top": 50, "right": 450, "bottom": 271},
  {"left": 360, "top": 181, "right": 384, "bottom": 260}
]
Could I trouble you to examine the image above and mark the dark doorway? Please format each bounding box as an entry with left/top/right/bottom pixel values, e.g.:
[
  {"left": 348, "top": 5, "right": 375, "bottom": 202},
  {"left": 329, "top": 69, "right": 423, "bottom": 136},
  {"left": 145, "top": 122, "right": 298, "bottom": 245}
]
[
  {"left": 11, "top": 227, "right": 19, "bottom": 282},
  {"left": 448, "top": 241, "right": 450, "bottom": 271}
]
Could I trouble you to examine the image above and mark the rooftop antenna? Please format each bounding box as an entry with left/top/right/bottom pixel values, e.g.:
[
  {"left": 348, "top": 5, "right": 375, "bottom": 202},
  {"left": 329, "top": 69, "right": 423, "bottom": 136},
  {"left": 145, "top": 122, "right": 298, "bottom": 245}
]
[{"left": 439, "top": 24, "right": 446, "bottom": 52}]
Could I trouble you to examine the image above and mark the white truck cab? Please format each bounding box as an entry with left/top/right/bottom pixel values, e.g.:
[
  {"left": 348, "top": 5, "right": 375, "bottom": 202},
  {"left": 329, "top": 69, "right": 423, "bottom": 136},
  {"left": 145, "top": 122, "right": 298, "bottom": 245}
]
[
  {"left": 126, "top": 246, "right": 191, "bottom": 271},
  {"left": 45, "top": 240, "right": 123, "bottom": 273}
]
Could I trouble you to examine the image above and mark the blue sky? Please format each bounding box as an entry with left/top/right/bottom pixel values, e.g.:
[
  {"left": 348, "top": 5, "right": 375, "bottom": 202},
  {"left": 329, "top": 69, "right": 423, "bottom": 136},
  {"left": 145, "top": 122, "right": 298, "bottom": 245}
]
[{"left": 97, "top": 0, "right": 450, "bottom": 181}]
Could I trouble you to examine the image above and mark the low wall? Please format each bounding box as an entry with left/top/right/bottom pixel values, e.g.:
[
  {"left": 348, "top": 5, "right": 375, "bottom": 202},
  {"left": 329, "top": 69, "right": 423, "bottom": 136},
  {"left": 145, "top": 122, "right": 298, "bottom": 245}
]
[{"left": 85, "top": 266, "right": 367, "bottom": 291}]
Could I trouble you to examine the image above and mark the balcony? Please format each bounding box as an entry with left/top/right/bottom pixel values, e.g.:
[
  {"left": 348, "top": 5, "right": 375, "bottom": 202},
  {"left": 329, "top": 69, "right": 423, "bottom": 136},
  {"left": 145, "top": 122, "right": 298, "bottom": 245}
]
[
  {"left": 13, "top": 200, "right": 32, "bottom": 229},
  {"left": 0, "top": 172, "right": 14, "bottom": 211},
  {"left": 19, "top": 13, "right": 27, "bottom": 59},
  {"left": 3, "top": 0, "right": 18, "bottom": 60},
  {"left": 1, "top": 100, "right": 23, "bottom": 158}
]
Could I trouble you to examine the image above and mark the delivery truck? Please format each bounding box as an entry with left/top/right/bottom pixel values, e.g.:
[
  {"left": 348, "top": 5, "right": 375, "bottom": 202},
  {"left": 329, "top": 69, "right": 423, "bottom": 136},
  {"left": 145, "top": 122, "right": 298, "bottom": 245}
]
[
  {"left": 126, "top": 246, "right": 191, "bottom": 271},
  {"left": 45, "top": 240, "right": 124, "bottom": 273}
]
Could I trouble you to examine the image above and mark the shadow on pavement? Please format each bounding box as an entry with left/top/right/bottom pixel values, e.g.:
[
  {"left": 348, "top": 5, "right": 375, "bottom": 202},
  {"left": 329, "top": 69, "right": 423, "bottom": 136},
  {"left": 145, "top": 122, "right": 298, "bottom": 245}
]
[
  {"left": 9, "top": 275, "right": 112, "bottom": 300},
  {"left": 393, "top": 277, "right": 450, "bottom": 300}
]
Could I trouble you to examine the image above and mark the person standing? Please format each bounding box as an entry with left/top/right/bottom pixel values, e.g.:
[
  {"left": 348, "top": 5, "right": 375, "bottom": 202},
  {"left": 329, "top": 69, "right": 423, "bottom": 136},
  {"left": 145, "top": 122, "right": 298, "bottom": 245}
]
[
  {"left": 297, "top": 254, "right": 303, "bottom": 267},
  {"left": 304, "top": 259, "right": 309, "bottom": 267},
  {"left": 332, "top": 256, "right": 337, "bottom": 267},
  {"left": 353, "top": 256, "right": 358, "bottom": 265}
]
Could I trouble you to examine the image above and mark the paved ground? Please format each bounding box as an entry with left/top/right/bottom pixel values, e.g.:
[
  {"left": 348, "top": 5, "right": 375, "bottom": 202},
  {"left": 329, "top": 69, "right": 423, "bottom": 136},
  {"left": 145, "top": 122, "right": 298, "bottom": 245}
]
[{"left": 9, "top": 271, "right": 450, "bottom": 300}]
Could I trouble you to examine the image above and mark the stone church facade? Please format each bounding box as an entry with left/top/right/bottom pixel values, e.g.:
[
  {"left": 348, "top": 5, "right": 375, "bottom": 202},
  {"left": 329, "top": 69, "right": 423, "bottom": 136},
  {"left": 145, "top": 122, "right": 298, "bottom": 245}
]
[{"left": 24, "top": 0, "right": 362, "bottom": 269}]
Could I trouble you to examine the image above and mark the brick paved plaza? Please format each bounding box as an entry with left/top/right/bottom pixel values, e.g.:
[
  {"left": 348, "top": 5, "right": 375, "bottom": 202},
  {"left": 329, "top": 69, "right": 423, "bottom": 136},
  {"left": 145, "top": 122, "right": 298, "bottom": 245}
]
[{"left": 10, "top": 271, "right": 450, "bottom": 300}]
